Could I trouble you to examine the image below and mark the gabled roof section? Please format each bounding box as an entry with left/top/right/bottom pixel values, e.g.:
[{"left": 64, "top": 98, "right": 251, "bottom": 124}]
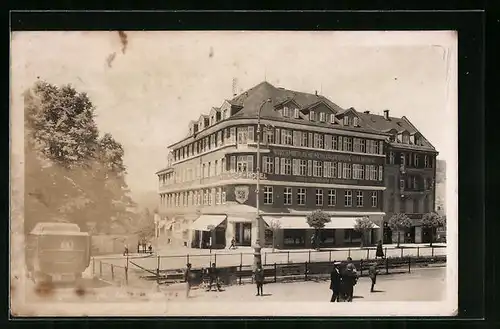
[
  {"left": 401, "top": 116, "right": 437, "bottom": 150},
  {"left": 303, "top": 99, "right": 339, "bottom": 114},
  {"left": 336, "top": 107, "right": 360, "bottom": 117}
]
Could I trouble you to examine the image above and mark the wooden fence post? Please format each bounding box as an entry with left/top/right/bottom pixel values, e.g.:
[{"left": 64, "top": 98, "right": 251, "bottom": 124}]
[
  {"left": 384, "top": 247, "right": 387, "bottom": 258},
  {"left": 408, "top": 256, "right": 411, "bottom": 273},
  {"left": 308, "top": 250, "right": 311, "bottom": 263},
  {"left": 348, "top": 249, "right": 351, "bottom": 258},
  {"left": 125, "top": 266, "right": 128, "bottom": 285},
  {"left": 400, "top": 247, "right": 404, "bottom": 258},
  {"left": 417, "top": 246, "right": 420, "bottom": 258},
  {"left": 111, "top": 264, "right": 114, "bottom": 281},
  {"left": 287, "top": 251, "right": 290, "bottom": 263},
  {"left": 214, "top": 253, "right": 217, "bottom": 266},
  {"left": 187, "top": 254, "right": 190, "bottom": 265},
  {"left": 385, "top": 257, "right": 389, "bottom": 275},
  {"left": 240, "top": 253, "right": 243, "bottom": 267},
  {"left": 274, "top": 263, "right": 277, "bottom": 283},
  {"left": 366, "top": 248, "right": 370, "bottom": 260},
  {"left": 431, "top": 247, "right": 435, "bottom": 257},
  {"left": 360, "top": 259, "right": 363, "bottom": 276},
  {"left": 239, "top": 264, "right": 242, "bottom": 285},
  {"left": 329, "top": 250, "right": 332, "bottom": 262},
  {"left": 305, "top": 262, "right": 308, "bottom": 281}
]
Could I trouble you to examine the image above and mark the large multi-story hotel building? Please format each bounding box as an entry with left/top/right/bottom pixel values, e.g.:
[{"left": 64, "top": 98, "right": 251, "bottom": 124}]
[{"left": 156, "top": 81, "right": 395, "bottom": 249}]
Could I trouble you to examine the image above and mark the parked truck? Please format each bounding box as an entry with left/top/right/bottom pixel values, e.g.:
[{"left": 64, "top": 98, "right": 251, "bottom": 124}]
[{"left": 25, "top": 222, "right": 91, "bottom": 284}]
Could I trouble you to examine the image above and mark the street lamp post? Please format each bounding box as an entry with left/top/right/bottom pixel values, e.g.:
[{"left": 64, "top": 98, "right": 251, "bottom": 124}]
[{"left": 254, "top": 98, "right": 272, "bottom": 269}]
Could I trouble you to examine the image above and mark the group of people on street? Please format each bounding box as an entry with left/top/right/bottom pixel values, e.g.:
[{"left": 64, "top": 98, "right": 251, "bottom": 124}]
[
  {"left": 184, "top": 262, "right": 223, "bottom": 298},
  {"left": 330, "top": 256, "right": 380, "bottom": 302}
]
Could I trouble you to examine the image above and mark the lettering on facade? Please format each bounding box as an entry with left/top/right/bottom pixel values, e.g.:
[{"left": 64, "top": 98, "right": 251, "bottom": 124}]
[
  {"left": 271, "top": 149, "right": 380, "bottom": 164},
  {"left": 234, "top": 185, "right": 250, "bottom": 204},
  {"left": 220, "top": 171, "right": 268, "bottom": 181}
]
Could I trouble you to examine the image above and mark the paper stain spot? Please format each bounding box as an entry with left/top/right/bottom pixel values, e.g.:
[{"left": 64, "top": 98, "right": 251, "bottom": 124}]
[
  {"left": 118, "top": 31, "right": 128, "bottom": 54},
  {"left": 35, "top": 282, "right": 55, "bottom": 297},
  {"left": 209, "top": 47, "right": 214, "bottom": 58},
  {"left": 106, "top": 52, "right": 117, "bottom": 68},
  {"left": 74, "top": 286, "right": 86, "bottom": 297}
]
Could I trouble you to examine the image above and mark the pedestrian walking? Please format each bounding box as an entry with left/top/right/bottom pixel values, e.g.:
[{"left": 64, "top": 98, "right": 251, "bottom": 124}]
[
  {"left": 329, "top": 261, "right": 342, "bottom": 302},
  {"left": 229, "top": 238, "right": 236, "bottom": 250},
  {"left": 184, "top": 263, "right": 194, "bottom": 298},
  {"left": 368, "top": 262, "right": 378, "bottom": 292},
  {"left": 254, "top": 263, "right": 265, "bottom": 296},
  {"left": 376, "top": 240, "right": 385, "bottom": 259},
  {"left": 206, "top": 263, "right": 222, "bottom": 292}
]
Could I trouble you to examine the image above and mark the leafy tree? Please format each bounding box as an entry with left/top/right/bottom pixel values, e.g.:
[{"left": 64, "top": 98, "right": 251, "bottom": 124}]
[
  {"left": 134, "top": 208, "right": 155, "bottom": 243},
  {"left": 421, "top": 212, "right": 446, "bottom": 247},
  {"left": 24, "top": 80, "right": 137, "bottom": 234},
  {"left": 306, "top": 210, "right": 331, "bottom": 250},
  {"left": 388, "top": 213, "right": 412, "bottom": 248},
  {"left": 353, "top": 216, "right": 375, "bottom": 248}
]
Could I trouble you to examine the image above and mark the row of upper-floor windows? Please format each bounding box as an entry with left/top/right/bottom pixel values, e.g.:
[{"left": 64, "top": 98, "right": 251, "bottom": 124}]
[
  {"left": 161, "top": 188, "right": 227, "bottom": 208},
  {"left": 159, "top": 154, "right": 383, "bottom": 186},
  {"left": 281, "top": 107, "right": 359, "bottom": 127},
  {"left": 387, "top": 175, "right": 434, "bottom": 191},
  {"left": 387, "top": 151, "right": 435, "bottom": 168},
  {"left": 263, "top": 187, "right": 379, "bottom": 208},
  {"left": 171, "top": 125, "right": 384, "bottom": 162},
  {"left": 387, "top": 195, "right": 432, "bottom": 214}
]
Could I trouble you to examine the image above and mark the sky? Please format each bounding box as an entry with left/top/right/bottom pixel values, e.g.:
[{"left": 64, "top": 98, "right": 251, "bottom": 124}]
[{"left": 11, "top": 31, "right": 457, "bottom": 198}]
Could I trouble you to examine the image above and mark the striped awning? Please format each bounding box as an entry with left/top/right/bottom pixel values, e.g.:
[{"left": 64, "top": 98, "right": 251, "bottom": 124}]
[{"left": 190, "top": 215, "right": 227, "bottom": 231}]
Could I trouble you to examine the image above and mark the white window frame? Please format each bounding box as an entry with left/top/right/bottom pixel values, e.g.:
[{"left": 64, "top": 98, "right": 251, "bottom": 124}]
[
  {"left": 283, "top": 106, "right": 290, "bottom": 117},
  {"left": 345, "top": 190, "right": 352, "bottom": 207},
  {"left": 282, "top": 129, "right": 293, "bottom": 145},
  {"left": 297, "top": 188, "right": 306, "bottom": 205},
  {"left": 237, "top": 156, "right": 248, "bottom": 173},
  {"left": 294, "top": 108, "right": 300, "bottom": 119},
  {"left": 284, "top": 187, "right": 292, "bottom": 205},
  {"left": 263, "top": 186, "right": 273, "bottom": 205},
  {"left": 356, "top": 191, "right": 363, "bottom": 207},
  {"left": 330, "top": 113, "right": 336, "bottom": 123},
  {"left": 313, "top": 160, "right": 322, "bottom": 177},
  {"left": 299, "top": 159, "right": 307, "bottom": 176},
  {"left": 315, "top": 189, "right": 324, "bottom": 206},
  {"left": 309, "top": 110, "right": 315, "bottom": 121},
  {"left": 328, "top": 189, "right": 336, "bottom": 206},
  {"left": 319, "top": 112, "right": 326, "bottom": 122},
  {"left": 284, "top": 158, "right": 292, "bottom": 175},
  {"left": 343, "top": 163, "right": 352, "bottom": 179},
  {"left": 343, "top": 116, "right": 349, "bottom": 126}
]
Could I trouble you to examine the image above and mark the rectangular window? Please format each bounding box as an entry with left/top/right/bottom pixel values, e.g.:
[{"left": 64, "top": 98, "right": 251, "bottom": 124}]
[
  {"left": 353, "top": 138, "right": 360, "bottom": 152},
  {"left": 274, "top": 157, "right": 280, "bottom": 174},
  {"left": 294, "top": 108, "right": 300, "bottom": 118},
  {"left": 356, "top": 191, "right": 363, "bottom": 207},
  {"left": 414, "top": 154, "right": 419, "bottom": 167},
  {"left": 293, "top": 131, "right": 300, "bottom": 146},
  {"left": 216, "top": 188, "right": 221, "bottom": 205},
  {"left": 297, "top": 188, "right": 306, "bottom": 205},
  {"left": 283, "top": 106, "right": 290, "bottom": 117},
  {"left": 263, "top": 156, "right": 274, "bottom": 173},
  {"left": 378, "top": 165, "right": 383, "bottom": 181},
  {"left": 221, "top": 158, "right": 226, "bottom": 173},
  {"left": 237, "top": 156, "right": 248, "bottom": 172},
  {"left": 284, "top": 158, "right": 292, "bottom": 175},
  {"left": 338, "top": 136, "right": 343, "bottom": 151},
  {"left": 332, "top": 136, "right": 338, "bottom": 150},
  {"left": 324, "top": 161, "right": 331, "bottom": 178},
  {"left": 343, "top": 116, "right": 349, "bottom": 126},
  {"left": 330, "top": 113, "right": 336, "bottom": 123},
  {"left": 299, "top": 159, "right": 307, "bottom": 176},
  {"left": 424, "top": 155, "right": 429, "bottom": 168},
  {"left": 214, "top": 160, "right": 218, "bottom": 176},
  {"left": 248, "top": 126, "right": 255, "bottom": 142},
  {"left": 230, "top": 127, "right": 236, "bottom": 143},
  {"left": 283, "top": 187, "right": 292, "bottom": 205},
  {"left": 343, "top": 137, "right": 353, "bottom": 152},
  {"left": 389, "top": 151, "right": 395, "bottom": 164},
  {"left": 282, "top": 129, "right": 293, "bottom": 145},
  {"left": 275, "top": 128, "right": 281, "bottom": 144},
  {"left": 313, "top": 160, "right": 323, "bottom": 177},
  {"left": 247, "top": 155, "right": 254, "bottom": 173},
  {"left": 324, "top": 135, "right": 332, "bottom": 150},
  {"left": 307, "top": 160, "right": 313, "bottom": 176},
  {"left": 264, "top": 186, "right": 273, "bottom": 205},
  {"left": 319, "top": 112, "right": 326, "bottom": 122},
  {"left": 316, "top": 189, "right": 324, "bottom": 206},
  {"left": 308, "top": 132, "right": 313, "bottom": 148},
  {"left": 222, "top": 190, "right": 227, "bottom": 204},
  {"left": 345, "top": 190, "right": 352, "bottom": 207},
  {"left": 343, "top": 163, "right": 352, "bottom": 179},
  {"left": 266, "top": 128, "right": 275, "bottom": 144},
  {"left": 328, "top": 189, "right": 336, "bottom": 206},
  {"left": 309, "top": 111, "right": 315, "bottom": 121},
  {"left": 292, "top": 159, "right": 299, "bottom": 175},
  {"left": 297, "top": 131, "right": 305, "bottom": 147},
  {"left": 379, "top": 140, "right": 384, "bottom": 154},
  {"left": 237, "top": 127, "right": 248, "bottom": 145},
  {"left": 337, "top": 162, "right": 342, "bottom": 178}
]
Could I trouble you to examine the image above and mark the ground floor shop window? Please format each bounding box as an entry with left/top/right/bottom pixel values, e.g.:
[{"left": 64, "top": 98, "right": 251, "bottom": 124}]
[
  {"left": 234, "top": 222, "right": 252, "bottom": 246},
  {"left": 422, "top": 226, "right": 437, "bottom": 243},
  {"left": 264, "top": 229, "right": 273, "bottom": 247},
  {"left": 283, "top": 229, "right": 306, "bottom": 248},
  {"left": 319, "top": 229, "right": 335, "bottom": 246},
  {"left": 344, "top": 229, "right": 362, "bottom": 245}
]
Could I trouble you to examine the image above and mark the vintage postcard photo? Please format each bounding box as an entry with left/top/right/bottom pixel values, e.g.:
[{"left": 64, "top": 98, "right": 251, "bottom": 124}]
[{"left": 10, "top": 30, "right": 458, "bottom": 317}]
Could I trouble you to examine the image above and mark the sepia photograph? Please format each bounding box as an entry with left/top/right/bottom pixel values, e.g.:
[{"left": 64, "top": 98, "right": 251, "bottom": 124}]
[{"left": 10, "top": 30, "right": 458, "bottom": 317}]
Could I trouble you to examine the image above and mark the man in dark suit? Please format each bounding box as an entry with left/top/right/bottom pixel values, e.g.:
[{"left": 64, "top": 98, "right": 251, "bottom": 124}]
[
  {"left": 330, "top": 261, "right": 342, "bottom": 302},
  {"left": 369, "top": 262, "right": 378, "bottom": 292},
  {"left": 343, "top": 257, "right": 358, "bottom": 302},
  {"left": 206, "top": 263, "right": 222, "bottom": 292}
]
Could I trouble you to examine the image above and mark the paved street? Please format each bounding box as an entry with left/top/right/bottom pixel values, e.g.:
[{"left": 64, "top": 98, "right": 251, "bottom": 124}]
[{"left": 96, "top": 244, "right": 446, "bottom": 272}]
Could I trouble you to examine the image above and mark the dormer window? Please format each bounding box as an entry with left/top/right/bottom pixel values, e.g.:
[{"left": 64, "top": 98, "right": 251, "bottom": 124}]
[
  {"left": 343, "top": 116, "right": 349, "bottom": 126},
  {"left": 330, "top": 113, "right": 335, "bottom": 124},
  {"left": 319, "top": 112, "right": 326, "bottom": 122},
  {"left": 353, "top": 117, "right": 359, "bottom": 127},
  {"left": 294, "top": 108, "right": 300, "bottom": 119},
  {"left": 283, "top": 106, "right": 290, "bottom": 117},
  {"left": 409, "top": 135, "right": 415, "bottom": 144},
  {"left": 402, "top": 133, "right": 409, "bottom": 144},
  {"left": 309, "top": 111, "right": 315, "bottom": 121},
  {"left": 222, "top": 109, "right": 228, "bottom": 120},
  {"left": 397, "top": 134, "right": 402, "bottom": 143}
]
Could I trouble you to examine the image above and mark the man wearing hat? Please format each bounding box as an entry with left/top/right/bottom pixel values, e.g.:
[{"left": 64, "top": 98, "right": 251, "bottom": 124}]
[{"left": 329, "top": 261, "right": 342, "bottom": 302}]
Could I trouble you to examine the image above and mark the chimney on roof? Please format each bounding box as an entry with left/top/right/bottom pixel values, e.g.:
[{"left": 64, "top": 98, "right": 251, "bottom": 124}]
[
  {"left": 364, "top": 110, "right": 370, "bottom": 114},
  {"left": 383, "top": 109, "right": 390, "bottom": 120}
]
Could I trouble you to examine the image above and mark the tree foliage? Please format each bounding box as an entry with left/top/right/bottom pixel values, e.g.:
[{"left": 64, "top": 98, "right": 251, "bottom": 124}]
[
  {"left": 24, "top": 81, "right": 137, "bottom": 234},
  {"left": 353, "top": 216, "right": 375, "bottom": 247},
  {"left": 306, "top": 210, "right": 331, "bottom": 230},
  {"left": 421, "top": 212, "right": 446, "bottom": 246},
  {"left": 388, "top": 213, "right": 412, "bottom": 247}
]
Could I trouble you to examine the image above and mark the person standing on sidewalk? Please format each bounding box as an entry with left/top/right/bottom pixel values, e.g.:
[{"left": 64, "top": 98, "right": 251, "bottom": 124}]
[
  {"left": 368, "top": 261, "right": 378, "bottom": 292},
  {"left": 343, "top": 257, "right": 358, "bottom": 302},
  {"left": 329, "top": 261, "right": 342, "bottom": 302},
  {"left": 254, "top": 263, "right": 265, "bottom": 296},
  {"left": 376, "top": 240, "right": 385, "bottom": 259},
  {"left": 206, "top": 263, "right": 222, "bottom": 292},
  {"left": 184, "top": 263, "right": 193, "bottom": 298}
]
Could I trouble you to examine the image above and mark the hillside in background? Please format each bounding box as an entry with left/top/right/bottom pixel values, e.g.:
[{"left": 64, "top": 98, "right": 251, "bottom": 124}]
[{"left": 435, "top": 159, "right": 446, "bottom": 216}]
